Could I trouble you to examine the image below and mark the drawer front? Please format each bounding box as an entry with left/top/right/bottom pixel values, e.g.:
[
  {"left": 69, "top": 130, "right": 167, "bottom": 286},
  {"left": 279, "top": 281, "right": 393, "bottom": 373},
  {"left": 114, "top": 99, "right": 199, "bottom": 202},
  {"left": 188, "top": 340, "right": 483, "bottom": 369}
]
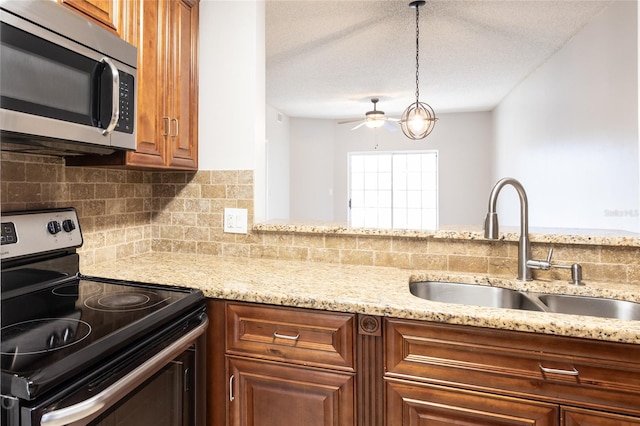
[
  {"left": 385, "top": 319, "right": 640, "bottom": 416},
  {"left": 226, "top": 302, "right": 355, "bottom": 370},
  {"left": 386, "top": 378, "right": 558, "bottom": 426},
  {"left": 562, "top": 407, "right": 640, "bottom": 426}
]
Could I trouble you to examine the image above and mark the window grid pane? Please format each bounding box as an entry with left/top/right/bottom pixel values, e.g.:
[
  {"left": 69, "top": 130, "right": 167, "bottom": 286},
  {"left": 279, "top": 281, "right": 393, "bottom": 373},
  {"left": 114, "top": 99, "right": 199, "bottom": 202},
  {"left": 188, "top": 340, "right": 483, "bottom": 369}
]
[{"left": 348, "top": 151, "right": 438, "bottom": 230}]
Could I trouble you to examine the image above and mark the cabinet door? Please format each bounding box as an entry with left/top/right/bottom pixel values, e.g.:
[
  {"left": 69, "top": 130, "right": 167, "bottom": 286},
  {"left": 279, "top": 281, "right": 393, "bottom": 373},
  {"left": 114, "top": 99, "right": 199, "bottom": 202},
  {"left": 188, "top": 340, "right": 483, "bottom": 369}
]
[
  {"left": 228, "top": 357, "right": 355, "bottom": 426},
  {"left": 123, "top": 0, "right": 169, "bottom": 168},
  {"left": 166, "top": 0, "right": 198, "bottom": 169},
  {"left": 386, "top": 379, "right": 558, "bottom": 426},
  {"left": 59, "top": 0, "right": 119, "bottom": 34},
  {"left": 563, "top": 407, "right": 640, "bottom": 426}
]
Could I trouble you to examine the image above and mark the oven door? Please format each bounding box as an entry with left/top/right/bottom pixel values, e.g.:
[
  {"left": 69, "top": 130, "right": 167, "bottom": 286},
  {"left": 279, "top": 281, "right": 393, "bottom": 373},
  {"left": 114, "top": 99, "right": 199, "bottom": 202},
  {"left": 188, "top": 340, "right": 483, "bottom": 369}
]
[{"left": 3, "top": 310, "right": 207, "bottom": 426}]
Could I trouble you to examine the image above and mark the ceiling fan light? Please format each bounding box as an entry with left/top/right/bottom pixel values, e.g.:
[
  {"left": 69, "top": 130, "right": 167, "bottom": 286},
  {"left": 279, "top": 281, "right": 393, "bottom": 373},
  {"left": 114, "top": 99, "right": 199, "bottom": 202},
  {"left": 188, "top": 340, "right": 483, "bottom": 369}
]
[{"left": 366, "top": 119, "right": 385, "bottom": 129}]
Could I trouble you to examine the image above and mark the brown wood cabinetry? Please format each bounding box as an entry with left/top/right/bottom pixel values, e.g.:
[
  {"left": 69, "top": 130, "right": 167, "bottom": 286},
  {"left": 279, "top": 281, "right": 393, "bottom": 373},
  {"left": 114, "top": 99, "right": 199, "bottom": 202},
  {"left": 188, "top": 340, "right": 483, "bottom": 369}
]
[
  {"left": 385, "top": 318, "right": 640, "bottom": 425},
  {"left": 563, "top": 407, "right": 640, "bottom": 426},
  {"left": 59, "top": 0, "right": 119, "bottom": 34},
  {"left": 66, "top": 0, "right": 199, "bottom": 170},
  {"left": 225, "top": 302, "right": 357, "bottom": 426},
  {"left": 386, "top": 379, "right": 558, "bottom": 425},
  {"left": 228, "top": 357, "right": 355, "bottom": 426},
  {"left": 206, "top": 300, "right": 639, "bottom": 426}
]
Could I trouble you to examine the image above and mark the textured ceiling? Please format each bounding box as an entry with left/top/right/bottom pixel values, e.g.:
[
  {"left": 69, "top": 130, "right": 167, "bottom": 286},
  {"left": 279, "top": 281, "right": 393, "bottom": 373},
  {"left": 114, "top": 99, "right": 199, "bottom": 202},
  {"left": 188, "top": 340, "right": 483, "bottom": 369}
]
[{"left": 266, "top": 0, "right": 613, "bottom": 120}]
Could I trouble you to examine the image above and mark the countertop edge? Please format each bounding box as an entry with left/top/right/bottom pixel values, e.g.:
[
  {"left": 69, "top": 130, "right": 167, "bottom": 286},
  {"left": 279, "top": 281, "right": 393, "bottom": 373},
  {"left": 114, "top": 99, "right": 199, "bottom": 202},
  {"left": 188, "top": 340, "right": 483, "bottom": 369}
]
[{"left": 81, "top": 253, "right": 640, "bottom": 345}]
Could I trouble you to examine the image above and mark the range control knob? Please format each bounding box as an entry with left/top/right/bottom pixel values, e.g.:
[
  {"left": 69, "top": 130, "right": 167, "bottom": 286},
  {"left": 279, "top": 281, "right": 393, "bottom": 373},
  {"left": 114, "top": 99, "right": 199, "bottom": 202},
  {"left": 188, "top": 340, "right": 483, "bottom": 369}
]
[
  {"left": 47, "top": 220, "right": 62, "bottom": 235},
  {"left": 62, "top": 219, "right": 76, "bottom": 232}
]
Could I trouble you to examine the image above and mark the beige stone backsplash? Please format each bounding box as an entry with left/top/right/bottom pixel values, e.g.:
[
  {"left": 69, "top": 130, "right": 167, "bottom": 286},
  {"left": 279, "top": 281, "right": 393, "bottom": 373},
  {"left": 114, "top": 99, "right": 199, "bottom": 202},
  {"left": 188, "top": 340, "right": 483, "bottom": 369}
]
[{"left": 2, "top": 152, "right": 639, "bottom": 286}]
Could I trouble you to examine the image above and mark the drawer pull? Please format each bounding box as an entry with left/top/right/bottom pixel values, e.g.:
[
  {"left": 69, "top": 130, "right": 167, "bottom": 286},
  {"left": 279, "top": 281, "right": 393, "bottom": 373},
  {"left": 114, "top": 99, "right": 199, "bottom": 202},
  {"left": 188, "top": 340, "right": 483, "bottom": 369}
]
[
  {"left": 539, "top": 364, "right": 579, "bottom": 376},
  {"left": 273, "top": 331, "right": 300, "bottom": 341}
]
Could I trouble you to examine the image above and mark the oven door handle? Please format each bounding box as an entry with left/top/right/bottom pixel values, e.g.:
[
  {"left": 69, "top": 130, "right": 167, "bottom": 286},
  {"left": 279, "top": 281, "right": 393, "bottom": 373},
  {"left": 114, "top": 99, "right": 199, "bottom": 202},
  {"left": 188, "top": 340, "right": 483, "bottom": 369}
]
[{"left": 40, "top": 317, "right": 208, "bottom": 426}]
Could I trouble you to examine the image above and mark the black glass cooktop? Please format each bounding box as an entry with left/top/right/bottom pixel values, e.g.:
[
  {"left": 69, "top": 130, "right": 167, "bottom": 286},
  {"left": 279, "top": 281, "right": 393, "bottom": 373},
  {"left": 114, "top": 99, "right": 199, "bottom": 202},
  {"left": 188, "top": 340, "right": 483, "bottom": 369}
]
[{"left": 1, "top": 259, "right": 204, "bottom": 400}]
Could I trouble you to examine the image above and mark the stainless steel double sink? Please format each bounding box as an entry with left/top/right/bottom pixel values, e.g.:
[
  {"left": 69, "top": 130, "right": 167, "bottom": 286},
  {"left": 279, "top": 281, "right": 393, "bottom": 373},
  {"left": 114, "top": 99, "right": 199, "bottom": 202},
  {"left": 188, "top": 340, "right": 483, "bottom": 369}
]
[{"left": 409, "top": 281, "right": 640, "bottom": 320}]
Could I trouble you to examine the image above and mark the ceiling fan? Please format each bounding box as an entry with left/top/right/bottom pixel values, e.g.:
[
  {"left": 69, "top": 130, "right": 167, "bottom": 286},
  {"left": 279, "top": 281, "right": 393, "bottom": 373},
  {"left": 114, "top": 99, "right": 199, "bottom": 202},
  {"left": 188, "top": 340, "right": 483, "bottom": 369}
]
[{"left": 339, "top": 98, "right": 400, "bottom": 131}]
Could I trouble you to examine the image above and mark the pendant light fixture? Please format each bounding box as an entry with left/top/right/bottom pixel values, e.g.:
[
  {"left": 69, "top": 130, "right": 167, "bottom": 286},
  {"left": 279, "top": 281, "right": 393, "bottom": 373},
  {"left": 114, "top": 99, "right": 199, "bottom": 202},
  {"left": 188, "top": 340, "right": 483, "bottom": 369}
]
[{"left": 400, "top": 0, "right": 437, "bottom": 140}]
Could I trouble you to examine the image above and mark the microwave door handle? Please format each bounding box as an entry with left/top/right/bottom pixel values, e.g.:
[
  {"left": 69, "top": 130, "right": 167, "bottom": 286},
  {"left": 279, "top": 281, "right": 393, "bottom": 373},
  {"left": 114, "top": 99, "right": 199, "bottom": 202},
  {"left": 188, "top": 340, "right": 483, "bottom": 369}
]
[
  {"left": 39, "top": 317, "right": 208, "bottom": 426},
  {"left": 100, "top": 57, "right": 120, "bottom": 136}
]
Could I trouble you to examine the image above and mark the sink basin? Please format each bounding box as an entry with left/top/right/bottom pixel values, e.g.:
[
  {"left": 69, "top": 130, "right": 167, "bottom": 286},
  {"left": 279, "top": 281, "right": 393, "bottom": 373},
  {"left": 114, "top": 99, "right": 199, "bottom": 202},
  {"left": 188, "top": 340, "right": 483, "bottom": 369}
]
[
  {"left": 537, "top": 294, "right": 640, "bottom": 320},
  {"left": 409, "top": 281, "right": 544, "bottom": 312},
  {"left": 409, "top": 281, "right": 640, "bottom": 320}
]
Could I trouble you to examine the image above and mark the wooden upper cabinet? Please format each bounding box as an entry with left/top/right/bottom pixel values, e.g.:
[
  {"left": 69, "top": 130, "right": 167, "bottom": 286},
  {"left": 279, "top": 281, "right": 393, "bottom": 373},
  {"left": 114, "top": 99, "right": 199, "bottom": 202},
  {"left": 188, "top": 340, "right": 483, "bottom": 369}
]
[
  {"left": 166, "top": 0, "right": 198, "bottom": 169},
  {"left": 123, "top": 0, "right": 169, "bottom": 168},
  {"left": 122, "top": 0, "right": 198, "bottom": 169},
  {"left": 59, "top": 0, "right": 119, "bottom": 35},
  {"left": 66, "top": 0, "right": 199, "bottom": 170}
]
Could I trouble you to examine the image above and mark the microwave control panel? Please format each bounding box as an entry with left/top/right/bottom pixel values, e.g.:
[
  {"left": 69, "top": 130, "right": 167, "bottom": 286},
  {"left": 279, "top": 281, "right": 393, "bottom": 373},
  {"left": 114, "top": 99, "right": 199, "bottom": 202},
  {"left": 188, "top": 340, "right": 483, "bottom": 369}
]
[{"left": 116, "top": 70, "right": 134, "bottom": 134}]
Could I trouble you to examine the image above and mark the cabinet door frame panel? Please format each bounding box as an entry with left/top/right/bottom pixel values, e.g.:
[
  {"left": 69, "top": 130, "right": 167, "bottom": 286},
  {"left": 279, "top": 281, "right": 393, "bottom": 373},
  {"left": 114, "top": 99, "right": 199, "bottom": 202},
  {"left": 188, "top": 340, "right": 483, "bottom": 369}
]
[
  {"left": 385, "top": 319, "right": 640, "bottom": 417},
  {"left": 386, "top": 378, "right": 559, "bottom": 426}
]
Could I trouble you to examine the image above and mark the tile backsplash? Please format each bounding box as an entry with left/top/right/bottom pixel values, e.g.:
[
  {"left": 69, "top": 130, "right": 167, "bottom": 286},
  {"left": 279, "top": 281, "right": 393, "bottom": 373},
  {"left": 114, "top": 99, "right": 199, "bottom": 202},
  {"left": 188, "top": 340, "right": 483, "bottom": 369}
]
[{"left": 2, "top": 152, "right": 639, "bottom": 284}]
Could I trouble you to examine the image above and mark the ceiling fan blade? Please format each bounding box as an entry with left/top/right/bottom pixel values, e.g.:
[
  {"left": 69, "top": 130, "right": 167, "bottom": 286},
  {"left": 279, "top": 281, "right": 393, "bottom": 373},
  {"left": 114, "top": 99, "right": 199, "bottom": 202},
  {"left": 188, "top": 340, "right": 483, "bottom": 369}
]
[
  {"left": 351, "top": 122, "right": 367, "bottom": 130},
  {"left": 338, "top": 118, "right": 363, "bottom": 124},
  {"left": 387, "top": 117, "right": 401, "bottom": 122},
  {"left": 384, "top": 120, "right": 399, "bottom": 131}
]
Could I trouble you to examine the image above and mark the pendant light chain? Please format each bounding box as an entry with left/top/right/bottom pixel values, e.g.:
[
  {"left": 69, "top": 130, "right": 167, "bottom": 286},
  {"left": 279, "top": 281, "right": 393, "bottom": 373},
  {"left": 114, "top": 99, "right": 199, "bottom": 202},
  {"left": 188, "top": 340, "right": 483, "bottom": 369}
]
[{"left": 414, "top": 4, "right": 421, "bottom": 104}]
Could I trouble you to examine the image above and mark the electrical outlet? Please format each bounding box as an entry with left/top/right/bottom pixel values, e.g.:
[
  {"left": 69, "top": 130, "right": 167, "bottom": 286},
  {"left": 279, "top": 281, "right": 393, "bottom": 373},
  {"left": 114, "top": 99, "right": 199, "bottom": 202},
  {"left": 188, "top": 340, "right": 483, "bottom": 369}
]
[{"left": 224, "top": 208, "right": 248, "bottom": 234}]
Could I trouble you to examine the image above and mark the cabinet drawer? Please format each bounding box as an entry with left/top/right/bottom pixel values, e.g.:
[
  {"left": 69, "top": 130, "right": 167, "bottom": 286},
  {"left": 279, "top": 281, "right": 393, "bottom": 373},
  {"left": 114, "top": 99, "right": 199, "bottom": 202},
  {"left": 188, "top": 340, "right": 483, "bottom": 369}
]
[
  {"left": 563, "top": 407, "right": 640, "bottom": 426},
  {"left": 226, "top": 302, "right": 355, "bottom": 371},
  {"left": 385, "top": 319, "right": 640, "bottom": 416},
  {"left": 386, "top": 378, "right": 558, "bottom": 425}
]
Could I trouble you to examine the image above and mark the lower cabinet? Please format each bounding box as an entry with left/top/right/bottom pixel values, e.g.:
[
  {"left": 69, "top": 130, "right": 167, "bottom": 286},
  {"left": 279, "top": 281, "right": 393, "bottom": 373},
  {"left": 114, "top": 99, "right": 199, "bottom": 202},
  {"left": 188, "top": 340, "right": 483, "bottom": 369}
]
[
  {"left": 224, "top": 302, "right": 357, "bottom": 426},
  {"left": 384, "top": 318, "right": 640, "bottom": 426},
  {"left": 206, "top": 301, "right": 640, "bottom": 426},
  {"left": 228, "top": 357, "right": 354, "bottom": 426}
]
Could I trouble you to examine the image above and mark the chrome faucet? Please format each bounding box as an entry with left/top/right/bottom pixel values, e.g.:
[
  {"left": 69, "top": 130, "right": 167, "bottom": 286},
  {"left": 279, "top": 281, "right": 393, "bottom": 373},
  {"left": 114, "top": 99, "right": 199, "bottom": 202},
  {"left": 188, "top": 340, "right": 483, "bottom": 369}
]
[
  {"left": 484, "top": 177, "right": 584, "bottom": 284},
  {"left": 484, "top": 177, "right": 533, "bottom": 281}
]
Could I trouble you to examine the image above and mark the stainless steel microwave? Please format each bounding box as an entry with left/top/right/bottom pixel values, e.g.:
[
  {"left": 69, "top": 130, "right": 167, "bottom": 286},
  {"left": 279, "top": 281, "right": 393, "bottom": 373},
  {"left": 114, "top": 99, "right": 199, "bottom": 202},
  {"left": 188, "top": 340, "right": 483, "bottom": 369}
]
[{"left": 0, "top": 0, "right": 137, "bottom": 156}]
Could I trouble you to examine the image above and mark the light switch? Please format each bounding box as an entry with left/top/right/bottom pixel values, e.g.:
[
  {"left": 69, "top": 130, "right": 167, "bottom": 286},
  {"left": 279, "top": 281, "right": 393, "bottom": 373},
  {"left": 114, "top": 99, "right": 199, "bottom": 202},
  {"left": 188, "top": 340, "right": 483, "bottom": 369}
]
[{"left": 224, "top": 208, "right": 248, "bottom": 234}]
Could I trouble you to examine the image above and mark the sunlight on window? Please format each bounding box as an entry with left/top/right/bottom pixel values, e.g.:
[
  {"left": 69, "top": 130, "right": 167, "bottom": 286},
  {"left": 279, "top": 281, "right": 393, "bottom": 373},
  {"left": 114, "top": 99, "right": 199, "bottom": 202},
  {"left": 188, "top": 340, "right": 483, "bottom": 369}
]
[{"left": 348, "top": 151, "right": 438, "bottom": 230}]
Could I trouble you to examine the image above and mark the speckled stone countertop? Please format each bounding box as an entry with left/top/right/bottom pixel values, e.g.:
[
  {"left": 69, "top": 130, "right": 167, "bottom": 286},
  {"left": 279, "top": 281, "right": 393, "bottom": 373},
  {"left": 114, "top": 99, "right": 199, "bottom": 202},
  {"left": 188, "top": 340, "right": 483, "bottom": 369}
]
[
  {"left": 254, "top": 221, "right": 640, "bottom": 247},
  {"left": 82, "top": 253, "right": 640, "bottom": 344}
]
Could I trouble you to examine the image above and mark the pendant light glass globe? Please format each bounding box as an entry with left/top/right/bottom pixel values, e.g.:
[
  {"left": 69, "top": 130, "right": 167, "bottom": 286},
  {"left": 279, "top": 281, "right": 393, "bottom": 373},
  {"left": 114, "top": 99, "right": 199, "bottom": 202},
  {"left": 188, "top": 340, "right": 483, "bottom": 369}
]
[{"left": 401, "top": 101, "right": 436, "bottom": 139}]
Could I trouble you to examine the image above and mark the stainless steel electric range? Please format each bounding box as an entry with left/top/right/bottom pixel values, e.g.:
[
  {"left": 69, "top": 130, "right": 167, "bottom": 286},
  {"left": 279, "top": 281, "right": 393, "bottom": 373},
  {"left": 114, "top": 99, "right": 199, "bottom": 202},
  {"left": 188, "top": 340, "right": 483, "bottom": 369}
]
[{"left": 0, "top": 208, "right": 207, "bottom": 426}]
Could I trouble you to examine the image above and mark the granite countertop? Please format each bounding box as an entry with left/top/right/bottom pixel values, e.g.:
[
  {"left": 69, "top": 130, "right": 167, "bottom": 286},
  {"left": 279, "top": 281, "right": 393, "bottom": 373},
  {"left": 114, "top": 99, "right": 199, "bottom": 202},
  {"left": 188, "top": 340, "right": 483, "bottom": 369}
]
[
  {"left": 254, "top": 221, "right": 640, "bottom": 247},
  {"left": 81, "top": 252, "right": 640, "bottom": 344}
]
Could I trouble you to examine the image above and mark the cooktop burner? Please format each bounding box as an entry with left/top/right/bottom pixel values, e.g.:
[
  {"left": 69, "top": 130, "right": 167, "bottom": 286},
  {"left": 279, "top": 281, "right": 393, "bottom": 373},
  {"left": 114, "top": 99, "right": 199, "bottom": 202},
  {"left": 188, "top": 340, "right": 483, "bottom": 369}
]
[
  {"left": 1, "top": 318, "right": 92, "bottom": 356},
  {"left": 1, "top": 275, "right": 196, "bottom": 378},
  {"left": 84, "top": 289, "right": 171, "bottom": 312},
  {"left": 52, "top": 282, "right": 102, "bottom": 297}
]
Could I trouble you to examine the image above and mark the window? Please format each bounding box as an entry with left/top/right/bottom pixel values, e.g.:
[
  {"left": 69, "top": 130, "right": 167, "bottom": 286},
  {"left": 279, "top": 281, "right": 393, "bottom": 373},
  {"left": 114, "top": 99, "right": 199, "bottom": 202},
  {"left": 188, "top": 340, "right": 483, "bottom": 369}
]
[{"left": 348, "top": 151, "right": 438, "bottom": 230}]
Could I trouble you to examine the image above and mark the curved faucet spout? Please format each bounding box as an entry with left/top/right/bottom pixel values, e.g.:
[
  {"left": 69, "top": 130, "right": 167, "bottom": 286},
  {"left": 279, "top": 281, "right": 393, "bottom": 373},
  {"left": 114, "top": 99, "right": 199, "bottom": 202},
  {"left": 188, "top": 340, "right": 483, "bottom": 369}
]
[{"left": 484, "top": 177, "right": 532, "bottom": 281}]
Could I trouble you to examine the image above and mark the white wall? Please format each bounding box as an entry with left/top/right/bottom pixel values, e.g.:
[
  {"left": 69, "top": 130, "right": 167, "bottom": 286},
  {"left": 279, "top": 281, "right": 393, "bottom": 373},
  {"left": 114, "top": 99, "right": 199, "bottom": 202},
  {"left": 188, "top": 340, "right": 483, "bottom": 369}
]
[
  {"left": 199, "top": 0, "right": 266, "bottom": 220},
  {"left": 493, "top": 0, "right": 639, "bottom": 232},
  {"left": 289, "top": 119, "right": 336, "bottom": 221},
  {"left": 266, "top": 104, "right": 290, "bottom": 220}
]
